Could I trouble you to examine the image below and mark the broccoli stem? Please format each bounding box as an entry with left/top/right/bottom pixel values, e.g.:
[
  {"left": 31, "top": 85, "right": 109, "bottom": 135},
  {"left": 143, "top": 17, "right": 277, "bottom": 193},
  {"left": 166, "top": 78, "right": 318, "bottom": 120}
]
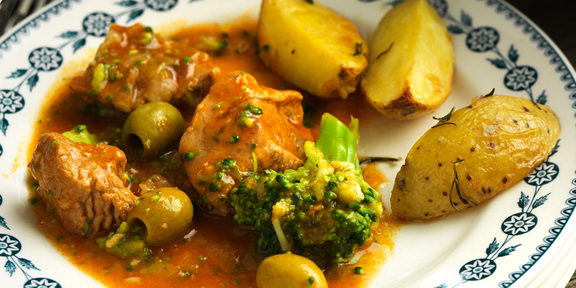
[
  {"left": 315, "top": 113, "right": 360, "bottom": 170},
  {"left": 230, "top": 113, "right": 382, "bottom": 262}
]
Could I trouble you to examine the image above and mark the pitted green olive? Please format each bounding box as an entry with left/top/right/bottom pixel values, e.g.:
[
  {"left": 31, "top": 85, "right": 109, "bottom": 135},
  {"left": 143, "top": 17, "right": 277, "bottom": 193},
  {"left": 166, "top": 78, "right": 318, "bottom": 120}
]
[
  {"left": 256, "top": 252, "right": 328, "bottom": 288},
  {"left": 127, "top": 187, "right": 193, "bottom": 246},
  {"left": 122, "top": 102, "right": 185, "bottom": 159}
]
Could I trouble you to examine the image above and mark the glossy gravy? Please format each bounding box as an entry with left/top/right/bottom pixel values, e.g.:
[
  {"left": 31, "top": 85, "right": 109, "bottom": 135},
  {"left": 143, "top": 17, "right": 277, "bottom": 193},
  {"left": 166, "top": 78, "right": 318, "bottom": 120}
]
[{"left": 28, "top": 18, "right": 401, "bottom": 288}]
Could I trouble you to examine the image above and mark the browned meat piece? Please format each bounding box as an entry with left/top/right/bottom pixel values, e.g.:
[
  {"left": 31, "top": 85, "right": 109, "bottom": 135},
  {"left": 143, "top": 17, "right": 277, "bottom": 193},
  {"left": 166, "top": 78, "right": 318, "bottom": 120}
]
[
  {"left": 69, "top": 23, "right": 220, "bottom": 114},
  {"left": 179, "top": 71, "right": 313, "bottom": 215},
  {"left": 28, "top": 133, "right": 136, "bottom": 237}
]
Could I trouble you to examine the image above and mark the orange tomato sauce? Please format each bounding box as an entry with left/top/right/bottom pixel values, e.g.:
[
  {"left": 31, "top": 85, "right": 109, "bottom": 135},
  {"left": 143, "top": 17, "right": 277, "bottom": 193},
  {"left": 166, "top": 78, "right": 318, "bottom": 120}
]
[{"left": 27, "top": 17, "right": 401, "bottom": 288}]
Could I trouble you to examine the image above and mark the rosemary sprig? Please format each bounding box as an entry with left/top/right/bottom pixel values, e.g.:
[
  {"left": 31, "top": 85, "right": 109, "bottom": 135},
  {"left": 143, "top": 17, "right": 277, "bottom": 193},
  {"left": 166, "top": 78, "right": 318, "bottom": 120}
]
[
  {"left": 432, "top": 107, "right": 457, "bottom": 128},
  {"left": 352, "top": 42, "right": 363, "bottom": 56},
  {"left": 359, "top": 156, "right": 401, "bottom": 165},
  {"left": 376, "top": 42, "right": 394, "bottom": 60},
  {"left": 449, "top": 159, "right": 478, "bottom": 211},
  {"left": 483, "top": 88, "right": 496, "bottom": 97}
]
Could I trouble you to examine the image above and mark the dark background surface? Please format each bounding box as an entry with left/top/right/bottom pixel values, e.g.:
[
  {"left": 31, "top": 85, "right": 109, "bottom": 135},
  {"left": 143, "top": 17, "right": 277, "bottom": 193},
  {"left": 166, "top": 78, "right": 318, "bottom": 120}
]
[{"left": 506, "top": 0, "right": 575, "bottom": 66}]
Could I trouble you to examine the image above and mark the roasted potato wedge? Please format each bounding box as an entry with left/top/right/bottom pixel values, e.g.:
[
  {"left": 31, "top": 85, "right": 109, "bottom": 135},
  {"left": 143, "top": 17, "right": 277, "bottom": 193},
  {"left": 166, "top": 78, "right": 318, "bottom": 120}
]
[
  {"left": 258, "top": 0, "right": 368, "bottom": 99},
  {"left": 391, "top": 94, "right": 560, "bottom": 220},
  {"left": 361, "top": 0, "right": 454, "bottom": 120}
]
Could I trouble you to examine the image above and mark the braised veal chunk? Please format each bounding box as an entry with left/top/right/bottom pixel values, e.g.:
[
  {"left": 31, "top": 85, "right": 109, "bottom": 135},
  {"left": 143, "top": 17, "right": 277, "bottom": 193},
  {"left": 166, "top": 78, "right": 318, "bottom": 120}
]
[
  {"left": 28, "top": 133, "right": 136, "bottom": 237},
  {"left": 179, "top": 71, "right": 313, "bottom": 215},
  {"left": 69, "top": 23, "right": 220, "bottom": 114}
]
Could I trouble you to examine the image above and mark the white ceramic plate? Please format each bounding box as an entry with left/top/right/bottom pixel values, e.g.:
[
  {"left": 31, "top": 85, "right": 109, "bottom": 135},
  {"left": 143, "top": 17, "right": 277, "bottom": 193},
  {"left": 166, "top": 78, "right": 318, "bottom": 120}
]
[{"left": 1, "top": 0, "right": 575, "bottom": 287}]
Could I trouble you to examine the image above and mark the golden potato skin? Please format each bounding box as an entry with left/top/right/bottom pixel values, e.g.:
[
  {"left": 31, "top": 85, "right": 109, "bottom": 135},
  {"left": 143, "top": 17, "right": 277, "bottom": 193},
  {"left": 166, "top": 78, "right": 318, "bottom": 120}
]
[
  {"left": 361, "top": 0, "right": 454, "bottom": 120},
  {"left": 258, "top": 0, "right": 368, "bottom": 99},
  {"left": 391, "top": 95, "right": 561, "bottom": 220}
]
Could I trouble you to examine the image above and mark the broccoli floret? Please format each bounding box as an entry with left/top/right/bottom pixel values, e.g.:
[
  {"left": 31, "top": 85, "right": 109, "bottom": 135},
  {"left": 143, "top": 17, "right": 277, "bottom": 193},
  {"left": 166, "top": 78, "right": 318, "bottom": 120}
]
[
  {"left": 62, "top": 125, "right": 98, "bottom": 144},
  {"left": 196, "top": 158, "right": 241, "bottom": 210},
  {"left": 96, "top": 222, "right": 152, "bottom": 259},
  {"left": 231, "top": 114, "right": 383, "bottom": 263}
]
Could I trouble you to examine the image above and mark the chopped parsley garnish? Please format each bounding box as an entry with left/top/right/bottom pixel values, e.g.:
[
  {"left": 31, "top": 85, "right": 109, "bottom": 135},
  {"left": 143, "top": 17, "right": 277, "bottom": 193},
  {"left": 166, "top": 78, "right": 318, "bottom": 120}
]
[
  {"left": 227, "top": 134, "right": 240, "bottom": 143},
  {"left": 209, "top": 182, "right": 221, "bottom": 192},
  {"left": 184, "top": 150, "right": 201, "bottom": 161},
  {"left": 212, "top": 132, "right": 220, "bottom": 143},
  {"left": 126, "top": 174, "right": 136, "bottom": 182},
  {"left": 82, "top": 222, "right": 91, "bottom": 233},
  {"left": 241, "top": 30, "right": 255, "bottom": 38},
  {"left": 246, "top": 103, "right": 262, "bottom": 115},
  {"left": 30, "top": 197, "right": 40, "bottom": 205},
  {"left": 352, "top": 42, "right": 363, "bottom": 56},
  {"left": 307, "top": 277, "right": 315, "bottom": 285},
  {"left": 74, "top": 125, "right": 86, "bottom": 133}
]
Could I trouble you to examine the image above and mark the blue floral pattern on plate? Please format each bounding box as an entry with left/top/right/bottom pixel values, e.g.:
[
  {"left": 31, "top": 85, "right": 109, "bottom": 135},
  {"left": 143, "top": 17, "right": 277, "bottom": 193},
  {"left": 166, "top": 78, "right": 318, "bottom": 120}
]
[
  {"left": 0, "top": 233, "right": 50, "bottom": 286},
  {"left": 0, "top": 0, "right": 199, "bottom": 152},
  {"left": 434, "top": 0, "right": 549, "bottom": 104},
  {"left": 460, "top": 259, "right": 497, "bottom": 281},
  {"left": 0, "top": 0, "right": 196, "bottom": 286},
  {"left": 466, "top": 27, "right": 500, "bottom": 52},
  {"left": 82, "top": 12, "right": 116, "bottom": 37},
  {"left": 144, "top": 0, "right": 178, "bottom": 11},
  {"left": 23, "top": 278, "right": 62, "bottom": 288},
  {"left": 435, "top": 142, "right": 558, "bottom": 288},
  {"left": 28, "top": 48, "right": 63, "bottom": 72},
  {"left": 421, "top": 0, "right": 570, "bottom": 286},
  {"left": 0, "top": 90, "right": 25, "bottom": 115}
]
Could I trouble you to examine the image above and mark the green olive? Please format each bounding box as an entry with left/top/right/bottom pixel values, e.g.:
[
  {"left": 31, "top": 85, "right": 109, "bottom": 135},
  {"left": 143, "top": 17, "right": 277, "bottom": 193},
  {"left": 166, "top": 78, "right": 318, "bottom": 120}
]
[
  {"left": 127, "top": 187, "right": 193, "bottom": 246},
  {"left": 122, "top": 102, "right": 185, "bottom": 159},
  {"left": 256, "top": 252, "right": 328, "bottom": 288}
]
